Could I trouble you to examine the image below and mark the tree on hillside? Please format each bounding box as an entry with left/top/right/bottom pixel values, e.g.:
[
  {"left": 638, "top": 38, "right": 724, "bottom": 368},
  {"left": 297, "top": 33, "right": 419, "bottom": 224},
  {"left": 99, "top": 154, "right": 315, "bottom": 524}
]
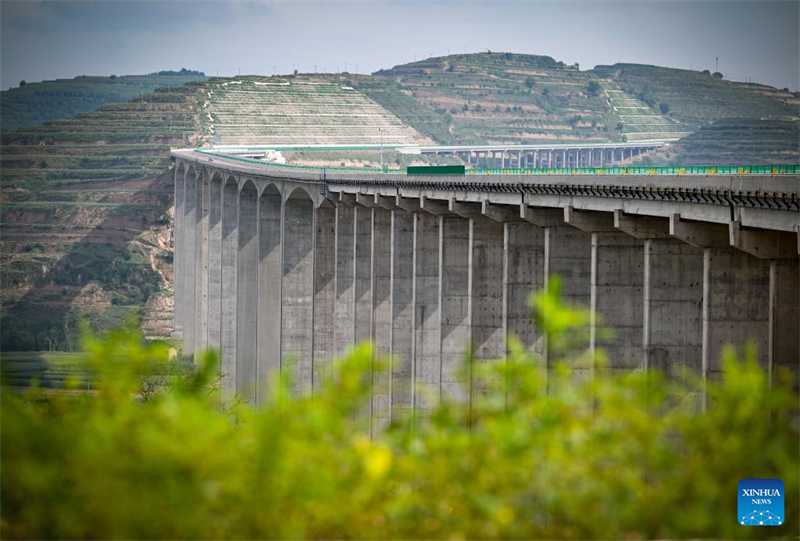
[
  {"left": 659, "top": 102, "right": 671, "bottom": 115},
  {"left": 586, "top": 81, "right": 601, "bottom": 96},
  {"left": 19, "top": 80, "right": 26, "bottom": 88},
  {"left": 712, "top": 72, "right": 724, "bottom": 79},
  {"left": 525, "top": 76, "right": 536, "bottom": 89},
  {"left": 701, "top": 69, "right": 711, "bottom": 75}
]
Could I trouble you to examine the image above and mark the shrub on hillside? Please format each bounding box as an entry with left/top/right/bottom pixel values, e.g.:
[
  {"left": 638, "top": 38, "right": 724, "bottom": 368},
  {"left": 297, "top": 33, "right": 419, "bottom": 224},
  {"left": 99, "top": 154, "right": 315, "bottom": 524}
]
[{"left": 1, "top": 281, "right": 797, "bottom": 539}]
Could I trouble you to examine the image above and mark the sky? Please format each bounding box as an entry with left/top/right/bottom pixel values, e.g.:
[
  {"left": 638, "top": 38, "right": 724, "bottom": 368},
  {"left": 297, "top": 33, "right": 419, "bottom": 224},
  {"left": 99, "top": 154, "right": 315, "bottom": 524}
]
[{"left": 1, "top": 0, "right": 798, "bottom": 91}]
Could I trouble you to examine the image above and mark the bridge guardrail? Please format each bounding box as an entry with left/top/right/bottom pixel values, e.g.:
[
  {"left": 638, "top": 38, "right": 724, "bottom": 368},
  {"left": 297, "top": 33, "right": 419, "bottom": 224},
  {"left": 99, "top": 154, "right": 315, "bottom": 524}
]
[{"left": 193, "top": 149, "right": 799, "bottom": 176}]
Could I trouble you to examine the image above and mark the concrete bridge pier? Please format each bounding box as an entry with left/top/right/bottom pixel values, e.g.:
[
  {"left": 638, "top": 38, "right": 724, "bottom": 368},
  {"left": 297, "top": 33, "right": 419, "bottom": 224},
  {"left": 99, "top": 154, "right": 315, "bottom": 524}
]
[
  {"left": 389, "top": 208, "right": 414, "bottom": 421},
  {"left": 412, "top": 210, "right": 441, "bottom": 417},
  {"left": 195, "top": 170, "right": 210, "bottom": 355},
  {"left": 207, "top": 174, "right": 223, "bottom": 351},
  {"left": 642, "top": 239, "right": 703, "bottom": 379},
  {"left": 312, "top": 202, "right": 336, "bottom": 385},
  {"left": 564, "top": 208, "right": 645, "bottom": 375},
  {"left": 258, "top": 186, "right": 282, "bottom": 399},
  {"left": 371, "top": 206, "right": 393, "bottom": 433},
  {"left": 220, "top": 178, "right": 239, "bottom": 395},
  {"left": 334, "top": 202, "right": 356, "bottom": 356},
  {"left": 183, "top": 166, "right": 197, "bottom": 354},
  {"left": 439, "top": 212, "right": 471, "bottom": 404},
  {"left": 237, "top": 182, "right": 258, "bottom": 402},
  {"left": 173, "top": 163, "right": 185, "bottom": 339},
  {"left": 770, "top": 259, "right": 800, "bottom": 387},
  {"left": 282, "top": 190, "right": 315, "bottom": 395},
  {"left": 469, "top": 214, "right": 506, "bottom": 403}
]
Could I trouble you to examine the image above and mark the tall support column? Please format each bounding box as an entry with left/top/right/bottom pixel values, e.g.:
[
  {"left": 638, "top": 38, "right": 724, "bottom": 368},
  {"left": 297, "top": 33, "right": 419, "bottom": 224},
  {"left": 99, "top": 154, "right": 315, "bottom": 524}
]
[
  {"left": 390, "top": 210, "right": 415, "bottom": 421},
  {"left": 643, "top": 239, "right": 703, "bottom": 378},
  {"left": 371, "top": 208, "right": 393, "bottom": 433},
  {"left": 194, "top": 170, "right": 210, "bottom": 353},
  {"left": 334, "top": 204, "right": 356, "bottom": 355},
  {"left": 312, "top": 203, "right": 337, "bottom": 387},
  {"left": 703, "top": 248, "right": 770, "bottom": 386},
  {"left": 354, "top": 206, "right": 373, "bottom": 344},
  {"left": 470, "top": 217, "right": 505, "bottom": 405},
  {"left": 543, "top": 224, "right": 592, "bottom": 377},
  {"left": 532, "top": 151, "right": 538, "bottom": 169},
  {"left": 282, "top": 192, "right": 315, "bottom": 396},
  {"left": 183, "top": 168, "right": 197, "bottom": 354},
  {"left": 354, "top": 205, "right": 374, "bottom": 422},
  {"left": 207, "top": 174, "right": 222, "bottom": 350},
  {"left": 591, "top": 233, "right": 645, "bottom": 374},
  {"left": 237, "top": 182, "right": 258, "bottom": 402},
  {"left": 413, "top": 212, "right": 441, "bottom": 418},
  {"left": 770, "top": 259, "right": 800, "bottom": 387},
  {"left": 173, "top": 164, "right": 185, "bottom": 337},
  {"left": 258, "top": 186, "right": 283, "bottom": 398},
  {"left": 440, "top": 215, "right": 471, "bottom": 404},
  {"left": 504, "top": 221, "right": 546, "bottom": 356},
  {"left": 220, "top": 178, "right": 239, "bottom": 395}
]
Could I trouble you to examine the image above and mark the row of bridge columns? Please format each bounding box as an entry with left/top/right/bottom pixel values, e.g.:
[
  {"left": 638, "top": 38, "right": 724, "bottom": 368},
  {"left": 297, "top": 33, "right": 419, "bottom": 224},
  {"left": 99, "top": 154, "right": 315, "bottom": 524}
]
[
  {"left": 174, "top": 163, "right": 799, "bottom": 429},
  {"left": 459, "top": 147, "right": 644, "bottom": 168}
]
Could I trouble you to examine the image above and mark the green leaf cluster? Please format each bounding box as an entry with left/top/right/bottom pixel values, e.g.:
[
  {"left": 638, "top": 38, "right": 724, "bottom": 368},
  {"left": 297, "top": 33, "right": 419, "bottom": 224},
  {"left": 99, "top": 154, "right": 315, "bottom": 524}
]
[{"left": 2, "top": 282, "right": 797, "bottom": 539}]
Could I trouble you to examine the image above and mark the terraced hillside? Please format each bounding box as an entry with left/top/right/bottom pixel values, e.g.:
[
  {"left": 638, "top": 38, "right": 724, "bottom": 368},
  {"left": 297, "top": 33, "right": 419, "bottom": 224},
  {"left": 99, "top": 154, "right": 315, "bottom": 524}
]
[
  {"left": 362, "top": 54, "right": 798, "bottom": 150},
  {"left": 1, "top": 72, "right": 205, "bottom": 132},
  {"left": 202, "top": 77, "right": 427, "bottom": 145},
  {"left": 363, "top": 53, "right": 620, "bottom": 145},
  {"left": 604, "top": 86, "right": 692, "bottom": 142},
  {"left": 649, "top": 119, "right": 800, "bottom": 165},
  {"left": 1, "top": 83, "right": 205, "bottom": 351},
  {"left": 592, "top": 64, "right": 799, "bottom": 129},
  {"left": 1, "top": 75, "right": 434, "bottom": 351}
]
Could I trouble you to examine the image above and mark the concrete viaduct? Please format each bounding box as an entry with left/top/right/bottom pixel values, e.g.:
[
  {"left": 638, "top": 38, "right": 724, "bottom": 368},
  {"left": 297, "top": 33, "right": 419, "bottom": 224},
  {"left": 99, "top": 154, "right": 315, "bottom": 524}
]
[
  {"left": 171, "top": 148, "right": 799, "bottom": 426},
  {"left": 399, "top": 141, "right": 665, "bottom": 169}
]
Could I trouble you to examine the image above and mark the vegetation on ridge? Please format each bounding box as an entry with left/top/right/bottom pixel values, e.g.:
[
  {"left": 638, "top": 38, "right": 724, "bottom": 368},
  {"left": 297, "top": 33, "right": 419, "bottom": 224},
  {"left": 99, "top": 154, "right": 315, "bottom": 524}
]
[{"left": 1, "top": 73, "right": 206, "bottom": 132}]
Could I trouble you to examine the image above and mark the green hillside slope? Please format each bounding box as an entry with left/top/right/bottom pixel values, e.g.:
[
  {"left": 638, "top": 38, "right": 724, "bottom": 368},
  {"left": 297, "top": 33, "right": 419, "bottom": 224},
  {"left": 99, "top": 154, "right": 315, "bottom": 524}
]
[
  {"left": 361, "top": 54, "right": 798, "bottom": 151},
  {"left": 362, "top": 53, "right": 616, "bottom": 145},
  {"left": 1, "top": 82, "right": 205, "bottom": 351},
  {"left": 592, "top": 63, "right": 799, "bottom": 129},
  {"left": 201, "top": 76, "right": 426, "bottom": 146},
  {"left": 650, "top": 119, "right": 800, "bottom": 165},
  {"left": 1, "top": 72, "right": 205, "bottom": 132}
]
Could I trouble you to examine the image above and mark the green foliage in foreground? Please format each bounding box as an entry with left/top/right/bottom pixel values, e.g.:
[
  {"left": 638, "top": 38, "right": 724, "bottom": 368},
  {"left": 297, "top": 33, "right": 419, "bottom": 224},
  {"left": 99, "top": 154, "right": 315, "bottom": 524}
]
[{"left": 2, "top": 283, "right": 798, "bottom": 539}]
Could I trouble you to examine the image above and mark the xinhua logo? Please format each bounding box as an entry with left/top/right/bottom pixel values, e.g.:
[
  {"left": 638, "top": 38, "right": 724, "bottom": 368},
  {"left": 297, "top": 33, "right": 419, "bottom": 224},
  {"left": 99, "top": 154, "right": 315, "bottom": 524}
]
[{"left": 738, "top": 478, "right": 784, "bottom": 526}]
